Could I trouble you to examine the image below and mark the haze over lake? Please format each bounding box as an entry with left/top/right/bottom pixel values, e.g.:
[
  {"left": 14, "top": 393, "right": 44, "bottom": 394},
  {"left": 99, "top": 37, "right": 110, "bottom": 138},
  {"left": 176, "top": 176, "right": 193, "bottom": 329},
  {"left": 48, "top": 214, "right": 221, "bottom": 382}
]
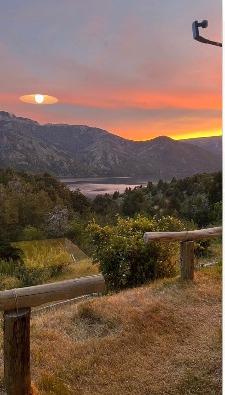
[{"left": 60, "top": 177, "right": 149, "bottom": 197}]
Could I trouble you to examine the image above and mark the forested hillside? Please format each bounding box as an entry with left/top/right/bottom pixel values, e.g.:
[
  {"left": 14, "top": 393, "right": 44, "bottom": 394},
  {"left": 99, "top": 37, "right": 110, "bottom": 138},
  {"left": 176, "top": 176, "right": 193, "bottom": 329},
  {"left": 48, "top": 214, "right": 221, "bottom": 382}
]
[
  {"left": 0, "top": 169, "right": 221, "bottom": 244},
  {"left": 0, "top": 112, "right": 222, "bottom": 178},
  {"left": 90, "top": 172, "right": 222, "bottom": 227},
  {"left": 0, "top": 169, "right": 90, "bottom": 241}
]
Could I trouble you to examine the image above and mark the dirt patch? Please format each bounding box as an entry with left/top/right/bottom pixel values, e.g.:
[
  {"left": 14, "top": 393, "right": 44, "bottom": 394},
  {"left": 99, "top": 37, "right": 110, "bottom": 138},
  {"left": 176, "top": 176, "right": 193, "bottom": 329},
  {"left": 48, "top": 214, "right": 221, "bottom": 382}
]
[{"left": 73, "top": 303, "right": 121, "bottom": 339}]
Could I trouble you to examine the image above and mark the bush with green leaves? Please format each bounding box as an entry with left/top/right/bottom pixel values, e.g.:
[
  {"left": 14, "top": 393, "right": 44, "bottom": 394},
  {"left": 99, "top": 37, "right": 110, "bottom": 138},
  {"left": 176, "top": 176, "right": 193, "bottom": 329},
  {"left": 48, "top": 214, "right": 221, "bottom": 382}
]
[
  {"left": 194, "top": 240, "right": 212, "bottom": 258},
  {"left": 88, "top": 215, "right": 186, "bottom": 291},
  {"left": 0, "top": 258, "right": 23, "bottom": 290},
  {"left": 0, "top": 241, "right": 24, "bottom": 263},
  {"left": 20, "top": 226, "right": 46, "bottom": 241},
  {"left": 0, "top": 239, "right": 71, "bottom": 289},
  {"left": 0, "top": 258, "right": 70, "bottom": 288}
]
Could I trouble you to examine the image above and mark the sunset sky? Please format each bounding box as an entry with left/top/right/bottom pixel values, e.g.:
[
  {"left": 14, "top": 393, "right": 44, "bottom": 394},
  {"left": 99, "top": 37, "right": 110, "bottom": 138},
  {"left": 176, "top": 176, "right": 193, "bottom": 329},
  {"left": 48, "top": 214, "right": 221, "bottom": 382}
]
[{"left": 0, "top": 0, "right": 222, "bottom": 140}]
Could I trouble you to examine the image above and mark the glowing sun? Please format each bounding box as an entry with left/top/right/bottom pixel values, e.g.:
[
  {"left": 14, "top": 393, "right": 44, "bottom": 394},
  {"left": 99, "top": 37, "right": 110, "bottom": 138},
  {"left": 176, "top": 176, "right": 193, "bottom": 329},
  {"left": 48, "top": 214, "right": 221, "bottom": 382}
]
[
  {"left": 35, "top": 94, "right": 44, "bottom": 104},
  {"left": 20, "top": 94, "right": 58, "bottom": 105}
]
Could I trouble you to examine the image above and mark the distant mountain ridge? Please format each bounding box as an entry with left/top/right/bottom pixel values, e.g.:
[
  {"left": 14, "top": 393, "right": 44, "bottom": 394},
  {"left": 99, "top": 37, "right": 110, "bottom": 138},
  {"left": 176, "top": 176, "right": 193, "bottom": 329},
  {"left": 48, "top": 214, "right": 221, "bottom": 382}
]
[
  {"left": 181, "top": 136, "right": 222, "bottom": 160},
  {"left": 0, "top": 111, "right": 221, "bottom": 180}
]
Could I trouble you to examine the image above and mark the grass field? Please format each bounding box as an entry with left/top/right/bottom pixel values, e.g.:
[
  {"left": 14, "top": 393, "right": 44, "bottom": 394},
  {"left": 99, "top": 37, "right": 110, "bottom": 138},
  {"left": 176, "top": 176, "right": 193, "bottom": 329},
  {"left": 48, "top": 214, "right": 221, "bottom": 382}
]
[
  {"left": 0, "top": 238, "right": 99, "bottom": 290},
  {"left": 14, "top": 238, "right": 99, "bottom": 281},
  {"left": 15, "top": 238, "right": 98, "bottom": 280},
  {"left": 0, "top": 265, "right": 221, "bottom": 395}
]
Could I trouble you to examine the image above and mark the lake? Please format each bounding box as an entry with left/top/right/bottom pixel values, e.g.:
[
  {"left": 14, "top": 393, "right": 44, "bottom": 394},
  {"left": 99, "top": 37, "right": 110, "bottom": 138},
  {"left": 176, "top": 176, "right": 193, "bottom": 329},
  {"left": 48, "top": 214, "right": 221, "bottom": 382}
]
[{"left": 60, "top": 177, "right": 149, "bottom": 197}]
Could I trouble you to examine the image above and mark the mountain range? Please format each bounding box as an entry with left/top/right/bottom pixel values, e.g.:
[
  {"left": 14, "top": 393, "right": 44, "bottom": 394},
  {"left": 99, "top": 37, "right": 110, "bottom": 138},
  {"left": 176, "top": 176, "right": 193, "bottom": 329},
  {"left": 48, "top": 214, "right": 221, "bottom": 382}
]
[{"left": 0, "top": 111, "right": 222, "bottom": 180}]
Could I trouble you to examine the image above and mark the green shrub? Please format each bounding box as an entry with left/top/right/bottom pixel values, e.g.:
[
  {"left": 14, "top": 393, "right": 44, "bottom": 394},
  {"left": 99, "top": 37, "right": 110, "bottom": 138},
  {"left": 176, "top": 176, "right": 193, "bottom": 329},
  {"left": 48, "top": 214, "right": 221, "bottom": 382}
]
[
  {"left": 194, "top": 240, "right": 212, "bottom": 258},
  {"left": 20, "top": 226, "right": 46, "bottom": 241},
  {"left": 0, "top": 258, "right": 25, "bottom": 288},
  {"left": 15, "top": 260, "right": 70, "bottom": 286},
  {"left": 0, "top": 241, "right": 23, "bottom": 263},
  {"left": 67, "top": 219, "right": 94, "bottom": 255},
  {"left": 16, "top": 265, "right": 51, "bottom": 286},
  {"left": 0, "top": 259, "right": 19, "bottom": 277},
  {"left": 88, "top": 215, "right": 185, "bottom": 291},
  {"left": 0, "top": 247, "right": 70, "bottom": 288},
  {"left": 0, "top": 275, "right": 22, "bottom": 290}
]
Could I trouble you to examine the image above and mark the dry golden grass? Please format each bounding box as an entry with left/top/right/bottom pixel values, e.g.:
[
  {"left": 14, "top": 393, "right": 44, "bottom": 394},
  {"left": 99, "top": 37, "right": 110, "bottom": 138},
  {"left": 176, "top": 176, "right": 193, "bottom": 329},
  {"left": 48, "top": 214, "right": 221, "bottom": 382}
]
[
  {"left": 57, "top": 258, "right": 99, "bottom": 281},
  {"left": 0, "top": 267, "right": 221, "bottom": 395}
]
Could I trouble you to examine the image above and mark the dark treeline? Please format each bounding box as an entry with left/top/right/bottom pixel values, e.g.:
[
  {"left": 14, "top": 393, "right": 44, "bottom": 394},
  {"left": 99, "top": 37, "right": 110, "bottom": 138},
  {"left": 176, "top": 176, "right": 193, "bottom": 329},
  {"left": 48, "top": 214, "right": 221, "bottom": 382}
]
[
  {"left": 91, "top": 172, "right": 222, "bottom": 227},
  {"left": 0, "top": 169, "right": 89, "bottom": 241},
  {"left": 0, "top": 169, "right": 221, "bottom": 244}
]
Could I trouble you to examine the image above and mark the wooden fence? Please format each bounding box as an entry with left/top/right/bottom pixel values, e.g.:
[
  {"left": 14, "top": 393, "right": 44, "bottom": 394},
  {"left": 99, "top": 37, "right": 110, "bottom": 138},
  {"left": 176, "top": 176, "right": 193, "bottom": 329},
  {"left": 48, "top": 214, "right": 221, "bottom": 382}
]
[
  {"left": 0, "top": 226, "right": 222, "bottom": 394},
  {"left": 1, "top": 275, "right": 105, "bottom": 395},
  {"left": 144, "top": 226, "right": 222, "bottom": 281}
]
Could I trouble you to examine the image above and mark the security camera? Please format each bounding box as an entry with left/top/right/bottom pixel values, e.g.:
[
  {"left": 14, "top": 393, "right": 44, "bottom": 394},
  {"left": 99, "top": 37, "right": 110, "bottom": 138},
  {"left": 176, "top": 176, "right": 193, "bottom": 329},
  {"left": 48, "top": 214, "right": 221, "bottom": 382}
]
[
  {"left": 192, "top": 20, "right": 208, "bottom": 40},
  {"left": 198, "top": 20, "right": 208, "bottom": 29},
  {"left": 192, "top": 19, "right": 222, "bottom": 47}
]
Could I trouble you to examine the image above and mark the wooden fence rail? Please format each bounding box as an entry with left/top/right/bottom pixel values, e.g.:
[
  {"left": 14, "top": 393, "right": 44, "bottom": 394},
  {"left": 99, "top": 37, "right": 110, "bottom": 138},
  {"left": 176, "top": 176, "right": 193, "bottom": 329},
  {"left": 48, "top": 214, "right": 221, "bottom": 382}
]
[
  {"left": 0, "top": 227, "right": 222, "bottom": 394},
  {"left": 144, "top": 226, "right": 222, "bottom": 281},
  {"left": 144, "top": 226, "right": 222, "bottom": 242},
  {"left": 0, "top": 274, "right": 105, "bottom": 312},
  {"left": 1, "top": 275, "right": 105, "bottom": 395}
]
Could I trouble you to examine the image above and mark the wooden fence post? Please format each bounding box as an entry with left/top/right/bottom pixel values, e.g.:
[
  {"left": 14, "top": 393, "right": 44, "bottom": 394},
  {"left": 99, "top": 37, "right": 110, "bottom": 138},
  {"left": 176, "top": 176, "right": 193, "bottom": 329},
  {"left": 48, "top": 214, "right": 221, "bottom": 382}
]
[
  {"left": 180, "top": 241, "right": 195, "bottom": 280},
  {"left": 4, "top": 308, "right": 31, "bottom": 395}
]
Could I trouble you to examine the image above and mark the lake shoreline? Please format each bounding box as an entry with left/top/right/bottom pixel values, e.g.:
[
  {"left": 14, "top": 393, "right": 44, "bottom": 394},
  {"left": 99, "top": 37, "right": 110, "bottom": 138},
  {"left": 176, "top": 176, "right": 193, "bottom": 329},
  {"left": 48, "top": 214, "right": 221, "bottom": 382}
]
[{"left": 60, "top": 177, "right": 150, "bottom": 197}]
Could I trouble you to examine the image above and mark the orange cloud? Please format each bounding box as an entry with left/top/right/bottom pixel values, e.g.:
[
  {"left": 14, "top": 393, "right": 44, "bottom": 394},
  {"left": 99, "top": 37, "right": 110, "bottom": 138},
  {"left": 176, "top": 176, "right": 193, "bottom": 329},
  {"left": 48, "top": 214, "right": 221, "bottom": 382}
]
[
  {"left": 56, "top": 88, "right": 221, "bottom": 111},
  {"left": 0, "top": 86, "right": 221, "bottom": 141}
]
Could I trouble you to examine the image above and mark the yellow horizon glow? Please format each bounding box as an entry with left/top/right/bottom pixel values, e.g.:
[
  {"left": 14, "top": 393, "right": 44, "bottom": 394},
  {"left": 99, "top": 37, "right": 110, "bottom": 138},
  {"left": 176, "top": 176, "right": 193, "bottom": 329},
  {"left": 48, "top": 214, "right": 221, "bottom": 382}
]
[
  {"left": 130, "top": 130, "right": 222, "bottom": 142},
  {"left": 172, "top": 129, "right": 222, "bottom": 140}
]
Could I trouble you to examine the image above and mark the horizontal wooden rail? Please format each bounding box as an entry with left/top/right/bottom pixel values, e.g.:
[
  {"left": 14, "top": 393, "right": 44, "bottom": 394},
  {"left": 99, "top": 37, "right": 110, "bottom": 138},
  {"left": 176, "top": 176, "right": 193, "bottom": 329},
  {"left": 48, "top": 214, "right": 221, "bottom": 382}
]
[
  {"left": 0, "top": 274, "right": 105, "bottom": 312},
  {"left": 144, "top": 226, "right": 222, "bottom": 282},
  {"left": 144, "top": 226, "right": 222, "bottom": 243}
]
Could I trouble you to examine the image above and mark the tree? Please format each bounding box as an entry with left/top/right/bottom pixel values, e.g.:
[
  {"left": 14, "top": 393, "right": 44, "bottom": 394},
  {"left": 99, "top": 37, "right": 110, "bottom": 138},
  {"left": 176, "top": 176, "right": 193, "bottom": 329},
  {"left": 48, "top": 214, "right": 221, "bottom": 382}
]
[
  {"left": 122, "top": 189, "right": 150, "bottom": 216},
  {"left": 45, "top": 206, "right": 69, "bottom": 237},
  {"left": 71, "top": 190, "right": 91, "bottom": 214},
  {"left": 92, "top": 194, "right": 118, "bottom": 216}
]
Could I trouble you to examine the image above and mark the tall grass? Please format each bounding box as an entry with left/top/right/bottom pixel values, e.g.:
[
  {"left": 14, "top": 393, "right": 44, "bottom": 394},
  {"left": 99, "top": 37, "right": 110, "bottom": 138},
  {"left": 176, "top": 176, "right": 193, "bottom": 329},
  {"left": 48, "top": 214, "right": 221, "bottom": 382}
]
[
  {"left": 0, "top": 239, "right": 98, "bottom": 290},
  {"left": 13, "top": 239, "right": 74, "bottom": 268}
]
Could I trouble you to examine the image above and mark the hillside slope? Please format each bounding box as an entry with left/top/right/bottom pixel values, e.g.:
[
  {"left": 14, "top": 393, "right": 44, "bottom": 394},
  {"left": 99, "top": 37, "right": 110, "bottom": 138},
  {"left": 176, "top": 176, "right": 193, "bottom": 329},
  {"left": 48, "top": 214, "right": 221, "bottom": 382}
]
[
  {"left": 134, "top": 136, "right": 220, "bottom": 179},
  {"left": 0, "top": 268, "right": 220, "bottom": 394},
  {"left": 0, "top": 112, "right": 86, "bottom": 175},
  {"left": 0, "top": 111, "right": 221, "bottom": 179},
  {"left": 182, "top": 136, "right": 222, "bottom": 160}
]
